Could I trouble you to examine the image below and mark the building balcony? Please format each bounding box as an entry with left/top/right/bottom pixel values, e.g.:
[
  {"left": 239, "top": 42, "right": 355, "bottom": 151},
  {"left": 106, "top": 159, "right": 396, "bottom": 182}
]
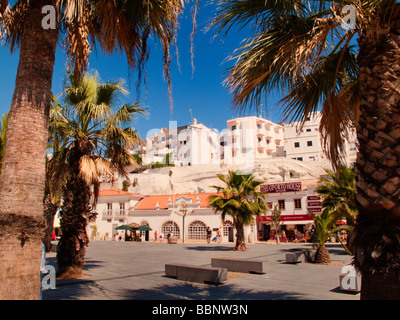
[
  {"left": 113, "top": 210, "right": 126, "bottom": 219},
  {"left": 102, "top": 210, "right": 113, "bottom": 219}
]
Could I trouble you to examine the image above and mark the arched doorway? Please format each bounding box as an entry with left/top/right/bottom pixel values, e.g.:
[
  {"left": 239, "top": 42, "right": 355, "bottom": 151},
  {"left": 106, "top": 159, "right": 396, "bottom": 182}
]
[
  {"left": 223, "top": 220, "right": 234, "bottom": 242},
  {"left": 162, "top": 220, "right": 180, "bottom": 239},
  {"left": 188, "top": 220, "right": 207, "bottom": 240},
  {"left": 140, "top": 221, "right": 150, "bottom": 241}
]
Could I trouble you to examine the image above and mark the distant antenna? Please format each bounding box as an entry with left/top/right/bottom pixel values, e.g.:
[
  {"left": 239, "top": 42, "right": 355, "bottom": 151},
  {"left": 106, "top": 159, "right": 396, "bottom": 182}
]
[
  {"left": 189, "top": 108, "right": 193, "bottom": 123},
  {"left": 257, "top": 104, "right": 264, "bottom": 118}
]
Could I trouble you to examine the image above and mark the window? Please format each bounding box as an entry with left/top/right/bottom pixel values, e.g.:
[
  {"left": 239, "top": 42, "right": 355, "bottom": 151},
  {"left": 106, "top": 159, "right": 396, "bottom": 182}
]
[
  {"left": 306, "top": 128, "right": 312, "bottom": 132},
  {"left": 278, "top": 200, "right": 285, "bottom": 210},
  {"left": 294, "top": 199, "right": 302, "bottom": 209},
  {"left": 294, "top": 142, "right": 300, "bottom": 148},
  {"left": 162, "top": 221, "right": 180, "bottom": 239},
  {"left": 107, "top": 203, "right": 112, "bottom": 215},
  {"left": 119, "top": 202, "right": 125, "bottom": 216},
  {"left": 307, "top": 141, "right": 313, "bottom": 147},
  {"left": 257, "top": 123, "right": 262, "bottom": 129},
  {"left": 231, "top": 125, "right": 236, "bottom": 131},
  {"left": 188, "top": 220, "right": 207, "bottom": 240},
  {"left": 297, "top": 157, "right": 303, "bottom": 161},
  {"left": 258, "top": 137, "right": 262, "bottom": 142}
]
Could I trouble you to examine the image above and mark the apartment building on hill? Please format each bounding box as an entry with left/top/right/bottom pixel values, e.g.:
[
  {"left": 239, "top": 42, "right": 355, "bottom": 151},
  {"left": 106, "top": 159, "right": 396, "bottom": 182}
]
[{"left": 131, "top": 112, "right": 357, "bottom": 168}]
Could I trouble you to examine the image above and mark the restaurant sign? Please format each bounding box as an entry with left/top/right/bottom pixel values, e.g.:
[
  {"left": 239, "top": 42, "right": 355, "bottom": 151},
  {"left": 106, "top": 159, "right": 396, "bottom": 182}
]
[
  {"left": 257, "top": 214, "right": 313, "bottom": 222},
  {"left": 260, "top": 182, "right": 302, "bottom": 193}
]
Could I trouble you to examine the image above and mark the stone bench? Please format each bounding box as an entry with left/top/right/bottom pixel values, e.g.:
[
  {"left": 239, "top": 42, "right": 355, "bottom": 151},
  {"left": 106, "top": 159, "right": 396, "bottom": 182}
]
[
  {"left": 211, "top": 258, "right": 266, "bottom": 274},
  {"left": 165, "top": 264, "right": 228, "bottom": 284},
  {"left": 50, "top": 241, "right": 58, "bottom": 252},
  {"left": 285, "top": 249, "right": 315, "bottom": 264}
]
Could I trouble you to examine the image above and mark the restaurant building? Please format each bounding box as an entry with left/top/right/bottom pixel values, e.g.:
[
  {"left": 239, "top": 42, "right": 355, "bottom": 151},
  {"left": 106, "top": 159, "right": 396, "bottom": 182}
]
[
  {"left": 256, "top": 179, "right": 321, "bottom": 241},
  {"left": 85, "top": 179, "right": 322, "bottom": 243}
]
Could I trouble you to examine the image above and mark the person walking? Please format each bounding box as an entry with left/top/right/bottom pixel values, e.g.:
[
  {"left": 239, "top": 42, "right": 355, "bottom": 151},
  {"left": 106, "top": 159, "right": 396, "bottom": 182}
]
[
  {"left": 154, "top": 231, "right": 158, "bottom": 242},
  {"left": 216, "top": 229, "right": 222, "bottom": 244},
  {"left": 206, "top": 227, "right": 212, "bottom": 244}
]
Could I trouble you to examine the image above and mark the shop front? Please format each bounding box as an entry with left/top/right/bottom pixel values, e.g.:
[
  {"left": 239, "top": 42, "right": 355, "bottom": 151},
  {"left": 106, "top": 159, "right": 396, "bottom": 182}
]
[{"left": 256, "top": 214, "right": 314, "bottom": 242}]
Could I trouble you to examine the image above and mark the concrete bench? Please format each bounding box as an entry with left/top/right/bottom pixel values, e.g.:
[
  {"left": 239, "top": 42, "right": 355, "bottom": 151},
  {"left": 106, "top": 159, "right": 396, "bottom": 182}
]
[
  {"left": 50, "top": 241, "right": 58, "bottom": 252},
  {"left": 285, "top": 249, "right": 315, "bottom": 264},
  {"left": 211, "top": 258, "right": 266, "bottom": 274},
  {"left": 165, "top": 264, "right": 228, "bottom": 284}
]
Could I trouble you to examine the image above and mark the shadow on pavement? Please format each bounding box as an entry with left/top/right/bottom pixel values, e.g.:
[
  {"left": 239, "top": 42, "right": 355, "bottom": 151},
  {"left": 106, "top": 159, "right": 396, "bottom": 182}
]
[{"left": 43, "top": 281, "right": 304, "bottom": 300}]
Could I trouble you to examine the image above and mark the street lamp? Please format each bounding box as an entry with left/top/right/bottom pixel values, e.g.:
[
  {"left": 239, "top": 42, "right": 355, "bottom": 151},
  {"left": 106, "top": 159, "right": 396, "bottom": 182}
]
[{"left": 179, "top": 201, "right": 188, "bottom": 243}]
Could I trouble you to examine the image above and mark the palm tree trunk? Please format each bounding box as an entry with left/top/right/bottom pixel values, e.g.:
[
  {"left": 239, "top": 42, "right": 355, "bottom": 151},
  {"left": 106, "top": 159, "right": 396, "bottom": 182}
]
[
  {"left": 234, "top": 220, "right": 246, "bottom": 251},
  {"left": 57, "top": 147, "right": 93, "bottom": 278},
  {"left": 0, "top": 1, "right": 58, "bottom": 299},
  {"left": 43, "top": 193, "right": 59, "bottom": 252},
  {"left": 353, "top": 9, "right": 400, "bottom": 300},
  {"left": 314, "top": 245, "right": 331, "bottom": 264}
]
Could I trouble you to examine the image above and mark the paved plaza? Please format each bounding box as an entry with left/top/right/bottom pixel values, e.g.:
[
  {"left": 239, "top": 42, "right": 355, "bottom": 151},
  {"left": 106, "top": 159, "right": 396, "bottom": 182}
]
[{"left": 42, "top": 240, "right": 360, "bottom": 300}]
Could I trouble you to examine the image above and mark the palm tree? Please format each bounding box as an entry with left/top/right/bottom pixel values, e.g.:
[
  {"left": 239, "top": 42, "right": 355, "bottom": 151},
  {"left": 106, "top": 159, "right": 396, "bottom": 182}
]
[
  {"left": 212, "top": 0, "right": 400, "bottom": 299},
  {"left": 0, "top": 0, "right": 184, "bottom": 299},
  {"left": 310, "top": 208, "right": 353, "bottom": 264},
  {"left": 209, "top": 171, "right": 268, "bottom": 251},
  {"left": 49, "top": 70, "right": 145, "bottom": 278},
  {"left": 42, "top": 101, "right": 69, "bottom": 252},
  {"left": 316, "top": 165, "right": 358, "bottom": 225}
]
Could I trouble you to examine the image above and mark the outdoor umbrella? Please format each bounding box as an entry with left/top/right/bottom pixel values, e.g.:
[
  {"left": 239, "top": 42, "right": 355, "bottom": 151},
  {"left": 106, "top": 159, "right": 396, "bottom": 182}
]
[
  {"left": 137, "top": 225, "right": 152, "bottom": 231},
  {"left": 127, "top": 222, "right": 141, "bottom": 229},
  {"left": 115, "top": 225, "right": 133, "bottom": 231}
]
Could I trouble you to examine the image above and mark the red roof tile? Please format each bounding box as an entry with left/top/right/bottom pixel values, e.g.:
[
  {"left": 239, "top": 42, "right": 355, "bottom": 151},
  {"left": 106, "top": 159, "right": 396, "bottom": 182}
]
[
  {"left": 98, "top": 189, "right": 144, "bottom": 197},
  {"left": 134, "top": 193, "right": 221, "bottom": 210}
]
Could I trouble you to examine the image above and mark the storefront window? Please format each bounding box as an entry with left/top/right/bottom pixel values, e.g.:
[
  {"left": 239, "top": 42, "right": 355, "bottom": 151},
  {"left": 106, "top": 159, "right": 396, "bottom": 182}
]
[
  {"left": 162, "top": 221, "right": 180, "bottom": 239},
  {"left": 188, "top": 220, "right": 207, "bottom": 240}
]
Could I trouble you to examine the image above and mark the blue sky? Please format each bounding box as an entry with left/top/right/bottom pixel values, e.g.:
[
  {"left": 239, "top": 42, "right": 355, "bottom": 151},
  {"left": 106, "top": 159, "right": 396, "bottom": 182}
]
[{"left": 0, "top": 3, "right": 284, "bottom": 139}]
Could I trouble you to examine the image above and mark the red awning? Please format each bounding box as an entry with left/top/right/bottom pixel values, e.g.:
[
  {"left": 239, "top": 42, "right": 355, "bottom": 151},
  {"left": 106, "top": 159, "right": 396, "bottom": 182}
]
[{"left": 257, "top": 214, "right": 313, "bottom": 223}]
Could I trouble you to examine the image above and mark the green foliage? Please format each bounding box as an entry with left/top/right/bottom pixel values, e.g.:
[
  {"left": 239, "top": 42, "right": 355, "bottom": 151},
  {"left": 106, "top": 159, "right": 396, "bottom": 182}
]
[
  {"left": 313, "top": 164, "right": 357, "bottom": 254},
  {"left": 48, "top": 70, "right": 146, "bottom": 204},
  {"left": 122, "top": 180, "right": 130, "bottom": 191},
  {"left": 316, "top": 165, "right": 358, "bottom": 225},
  {"left": 132, "top": 153, "right": 142, "bottom": 165},
  {"left": 208, "top": 170, "right": 268, "bottom": 225},
  {"left": 269, "top": 205, "right": 282, "bottom": 233},
  {"left": 210, "top": 0, "right": 363, "bottom": 165}
]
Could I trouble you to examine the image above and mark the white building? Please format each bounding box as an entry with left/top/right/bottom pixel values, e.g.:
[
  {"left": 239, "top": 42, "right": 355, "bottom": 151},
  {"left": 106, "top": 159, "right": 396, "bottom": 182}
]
[
  {"left": 89, "top": 189, "right": 144, "bottom": 240},
  {"left": 131, "top": 119, "right": 219, "bottom": 167},
  {"left": 256, "top": 179, "right": 320, "bottom": 241},
  {"left": 283, "top": 111, "right": 357, "bottom": 166},
  {"left": 89, "top": 191, "right": 255, "bottom": 243},
  {"left": 224, "top": 116, "right": 285, "bottom": 165},
  {"left": 87, "top": 178, "right": 324, "bottom": 244}
]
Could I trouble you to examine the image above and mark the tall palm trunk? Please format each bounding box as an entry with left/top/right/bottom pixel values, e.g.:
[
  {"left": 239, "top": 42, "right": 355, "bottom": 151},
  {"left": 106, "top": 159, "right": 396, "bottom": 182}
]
[
  {"left": 0, "top": 1, "right": 58, "bottom": 299},
  {"left": 234, "top": 219, "right": 246, "bottom": 251},
  {"left": 353, "top": 9, "right": 400, "bottom": 300},
  {"left": 43, "top": 193, "right": 59, "bottom": 252},
  {"left": 57, "top": 146, "right": 93, "bottom": 278}
]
